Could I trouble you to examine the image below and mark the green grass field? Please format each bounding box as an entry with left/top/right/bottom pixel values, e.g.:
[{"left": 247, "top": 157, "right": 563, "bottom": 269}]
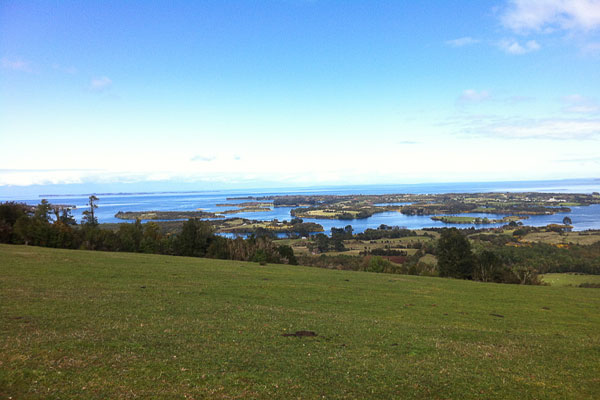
[
  {"left": 541, "top": 273, "right": 600, "bottom": 287},
  {"left": 521, "top": 231, "right": 600, "bottom": 245},
  {"left": 2, "top": 244, "right": 600, "bottom": 399}
]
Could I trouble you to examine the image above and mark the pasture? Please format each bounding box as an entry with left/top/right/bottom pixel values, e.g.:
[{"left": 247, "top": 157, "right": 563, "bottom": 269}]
[{"left": 1, "top": 244, "right": 599, "bottom": 399}]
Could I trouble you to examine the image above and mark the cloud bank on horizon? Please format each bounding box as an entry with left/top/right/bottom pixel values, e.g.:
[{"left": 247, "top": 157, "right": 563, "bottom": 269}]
[{"left": 1, "top": 0, "right": 599, "bottom": 189}]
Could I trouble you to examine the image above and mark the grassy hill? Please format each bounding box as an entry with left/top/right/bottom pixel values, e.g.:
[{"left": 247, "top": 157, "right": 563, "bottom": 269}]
[{"left": 1, "top": 244, "right": 599, "bottom": 399}]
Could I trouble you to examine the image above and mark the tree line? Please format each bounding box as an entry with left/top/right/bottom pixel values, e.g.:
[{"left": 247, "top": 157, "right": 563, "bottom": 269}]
[
  {"left": 3, "top": 198, "right": 598, "bottom": 285},
  {"left": 0, "top": 198, "right": 297, "bottom": 265}
]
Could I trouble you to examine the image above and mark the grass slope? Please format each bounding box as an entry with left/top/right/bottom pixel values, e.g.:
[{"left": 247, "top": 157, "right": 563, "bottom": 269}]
[
  {"left": 541, "top": 273, "right": 600, "bottom": 287},
  {"left": 1, "top": 244, "right": 599, "bottom": 399}
]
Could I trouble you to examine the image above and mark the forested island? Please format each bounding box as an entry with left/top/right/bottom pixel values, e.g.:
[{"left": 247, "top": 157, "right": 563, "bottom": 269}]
[
  {"left": 226, "top": 192, "right": 600, "bottom": 221},
  {"left": 115, "top": 210, "right": 224, "bottom": 220},
  {"left": 431, "top": 215, "right": 527, "bottom": 224}
]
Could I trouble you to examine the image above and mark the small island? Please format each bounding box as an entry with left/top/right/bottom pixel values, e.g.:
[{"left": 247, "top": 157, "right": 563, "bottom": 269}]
[
  {"left": 214, "top": 202, "right": 273, "bottom": 215},
  {"left": 431, "top": 215, "right": 527, "bottom": 224},
  {"left": 115, "top": 210, "right": 224, "bottom": 220}
]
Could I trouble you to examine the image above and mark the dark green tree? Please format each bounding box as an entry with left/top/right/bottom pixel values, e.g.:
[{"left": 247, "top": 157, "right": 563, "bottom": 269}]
[
  {"left": 474, "top": 250, "right": 503, "bottom": 282},
  {"left": 118, "top": 219, "right": 144, "bottom": 252},
  {"left": 14, "top": 200, "right": 56, "bottom": 246},
  {"left": 0, "top": 202, "right": 30, "bottom": 243},
  {"left": 34, "top": 199, "right": 53, "bottom": 223},
  {"left": 333, "top": 238, "right": 346, "bottom": 252},
  {"left": 82, "top": 195, "right": 99, "bottom": 226},
  {"left": 436, "top": 228, "right": 475, "bottom": 279},
  {"left": 251, "top": 249, "right": 268, "bottom": 265},
  {"left": 277, "top": 244, "right": 297, "bottom": 265},
  {"left": 206, "top": 236, "right": 230, "bottom": 259},
  {"left": 141, "top": 222, "right": 163, "bottom": 253},
  {"left": 313, "top": 233, "right": 329, "bottom": 253},
  {"left": 53, "top": 207, "right": 77, "bottom": 226},
  {"left": 174, "top": 218, "right": 214, "bottom": 257}
]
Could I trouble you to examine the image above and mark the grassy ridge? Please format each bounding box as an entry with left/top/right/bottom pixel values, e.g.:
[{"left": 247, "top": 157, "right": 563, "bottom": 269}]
[{"left": 1, "top": 244, "right": 600, "bottom": 399}]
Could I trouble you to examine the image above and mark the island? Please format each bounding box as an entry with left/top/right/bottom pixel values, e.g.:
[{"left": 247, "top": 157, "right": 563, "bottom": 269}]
[
  {"left": 229, "top": 192, "right": 600, "bottom": 220},
  {"left": 431, "top": 215, "right": 527, "bottom": 224},
  {"left": 115, "top": 210, "right": 224, "bottom": 220},
  {"left": 214, "top": 202, "right": 273, "bottom": 215}
]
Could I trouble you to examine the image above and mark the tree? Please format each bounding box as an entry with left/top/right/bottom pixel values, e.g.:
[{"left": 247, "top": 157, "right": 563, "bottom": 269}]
[
  {"left": 344, "top": 224, "right": 353, "bottom": 237},
  {"left": 118, "top": 219, "right": 144, "bottom": 252},
  {"left": 174, "top": 218, "right": 214, "bottom": 257},
  {"left": 333, "top": 238, "right": 346, "bottom": 252},
  {"left": 510, "top": 265, "right": 541, "bottom": 285},
  {"left": 206, "top": 236, "right": 230, "bottom": 259},
  {"left": 251, "top": 249, "right": 268, "bottom": 265},
  {"left": 313, "top": 233, "right": 330, "bottom": 253},
  {"left": 53, "top": 207, "right": 77, "bottom": 226},
  {"left": 436, "top": 228, "right": 475, "bottom": 279},
  {"left": 34, "top": 199, "right": 53, "bottom": 223},
  {"left": 14, "top": 200, "right": 56, "bottom": 246},
  {"left": 362, "top": 256, "right": 395, "bottom": 273},
  {"left": 277, "top": 245, "right": 297, "bottom": 265},
  {"left": 474, "top": 250, "right": 503, "bottom": 282},
  {"left": 82, "top": 195, "right": 99, "bottom": 226},
  {"left": 141, "top": 222, "right": 163, "bottom": 253},
  {"left": 0, "top": 202, "right": 30, "bottom": 243}
]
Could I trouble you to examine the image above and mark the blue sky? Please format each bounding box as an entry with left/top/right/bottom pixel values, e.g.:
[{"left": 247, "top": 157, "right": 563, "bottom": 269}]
[{"left": 1, "top": 0, "right": 599, "bottom": 192}]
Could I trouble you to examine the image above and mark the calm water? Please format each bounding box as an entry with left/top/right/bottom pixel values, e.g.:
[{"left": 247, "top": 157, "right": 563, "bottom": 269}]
[{"left": 3, "top": 179, "right": 599, "bottom": 233}]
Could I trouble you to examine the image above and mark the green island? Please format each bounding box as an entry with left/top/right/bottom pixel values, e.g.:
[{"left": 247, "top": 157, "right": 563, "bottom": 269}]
[
  {"left": 114, "top": 210, "right": 224, "bottom": 220},
  {"left": 216, "top": 201, "right": 274, "bottom": 208},
  {"left": 215, "top": 207, "right": 272, "bottom": 215},
  {"left": 214, "top": 201, "right": 274, "bottom": 215},
  {"left": 114, "top": 192, "right": 599, "bottom": 227},
  {"left": 431, "top": 215, "right": 527, "bottom": 224},
  {"left": 229, "top": 191, "right": 600, "bottom": 220}
]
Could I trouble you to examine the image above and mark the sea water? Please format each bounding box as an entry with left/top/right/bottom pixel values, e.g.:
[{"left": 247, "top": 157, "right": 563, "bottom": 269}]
[{"left": 2, "top": 178, "right": 599, "bottom": 233}]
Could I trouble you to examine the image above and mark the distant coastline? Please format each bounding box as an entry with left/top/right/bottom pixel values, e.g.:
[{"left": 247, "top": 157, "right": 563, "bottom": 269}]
[{"left": 25, "top": 177, "right": 600, "bottom": 199}]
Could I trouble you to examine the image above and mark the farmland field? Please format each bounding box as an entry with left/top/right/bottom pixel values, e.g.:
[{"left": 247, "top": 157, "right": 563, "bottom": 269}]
[{"left": 1, "top": 244, "right": 600, "bottom": 399}]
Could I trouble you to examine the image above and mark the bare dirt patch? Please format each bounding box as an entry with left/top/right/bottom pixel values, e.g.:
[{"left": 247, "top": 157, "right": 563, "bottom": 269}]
[{"left": 282, "top": 331, "right": 317, "bottom": 337}]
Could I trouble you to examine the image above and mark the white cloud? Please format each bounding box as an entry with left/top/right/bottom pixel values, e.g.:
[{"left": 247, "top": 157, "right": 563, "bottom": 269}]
[
  {"left": 557, "top": 155, "right": 600, "bottom": 163},
  {"left": 458, "top": 89, "right": 491, "bottom": 103},
  {"left": 397, "top": 140, "right": 420, "bottom": 145},
  {"left": 191, "top": 154, "right": 216, "bottom": 162},
  {"left": 462, "top": 117, "right": 600, "bottom": 140},
  {"left": 89, "top": 76, "right": 112, "bottom": 91},
  {"left": 562, "top": 94, "right": 600, "bottom": 113},
  {"left": 0, "top": 169, "right": 93, "bottom": 186},
  {"left": 446, "top": 37, "right": 480, "bottom": 47},
  {"left": 1, "top": 57, "right": 32, "bottom": 72},
  {"left": 498, "top": 39, "right": 541, "bottom": 54},
  {"left": 501, "top": 0, "right": 600, "bottom": 33}
]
